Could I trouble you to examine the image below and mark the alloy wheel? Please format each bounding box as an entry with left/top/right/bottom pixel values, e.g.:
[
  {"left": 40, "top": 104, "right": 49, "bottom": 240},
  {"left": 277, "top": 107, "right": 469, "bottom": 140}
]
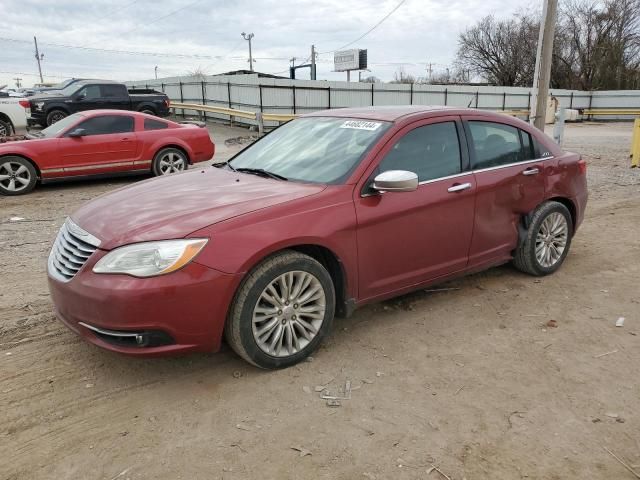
[
  {"left": 251, "top": 271, "right": 326, "bottom": 357},
  {"left": 158, "top": 151, "right": 186, "bottom": 174},
  {"left": 0, "top": 124, "right": 7, "bottom": 137},
  {"left": 0, "top": 161, "right": 31, "bottom": 193},
  {"left": 535, "top": 212, "right": 568, "bottom": 268},
  {"left": 50, "top": 112, "right": 65, "bottom": 124}
]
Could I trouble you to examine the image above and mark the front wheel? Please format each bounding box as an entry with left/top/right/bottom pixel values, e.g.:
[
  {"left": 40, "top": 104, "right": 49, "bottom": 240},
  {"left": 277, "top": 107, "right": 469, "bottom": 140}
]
[
  {"left": 151, "top": 147, "right": 188, "bottom": 176},
  {"left": 0, "top": 119, "right": 13, "bottom": 137},
  {"left": 46, "top": 109, "right": 67, "bottom": 126},
  {"left": 513, "top": 201, "right": 573, "bottom": 276},
  {"left": 225, "top": 250, "right": 336, "bottom": 369},
  {"left": 0, "top": 156, "right": 37, "bottom": 195}
]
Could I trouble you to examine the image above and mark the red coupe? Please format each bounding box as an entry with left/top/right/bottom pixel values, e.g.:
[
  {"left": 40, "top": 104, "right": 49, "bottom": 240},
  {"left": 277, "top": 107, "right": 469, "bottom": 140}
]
[
  {"left": 48, "top": 106, "right": 588, "bottom": 369},
  {"left": 0, "top": 110, "right": 214, "bottom": 195}
]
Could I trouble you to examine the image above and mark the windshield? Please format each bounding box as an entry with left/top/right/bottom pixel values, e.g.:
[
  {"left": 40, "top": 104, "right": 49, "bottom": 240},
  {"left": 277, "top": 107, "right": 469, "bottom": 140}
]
[
  {"left": 40, "top": 113, "right": 84, "bottom": 138},
  {"left": 60, "top": 83, "right": 84, "bottom": 96},
  {"left": 53, "top": 79, "right": 75, "bottom": 89},
  {"left": 229, "top": 117, "right": 390, "bottom": 184}
]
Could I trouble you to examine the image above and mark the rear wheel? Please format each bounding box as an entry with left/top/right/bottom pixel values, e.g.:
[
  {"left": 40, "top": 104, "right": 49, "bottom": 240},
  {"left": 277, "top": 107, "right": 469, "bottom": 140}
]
[
  {"left": 46, "top": 109, "right": 67, "bottom": 126},
  {"left": 0, "top": 119, "right": 13, "bottom": 137},
  {"left": 0, "top": 157, "right": 37, "bottom": 195},
  {"left": 152, "top": 148, "right": 188, "bottom": 176},
  {"left": 225, "top": 250, "right": 336, "bottom": 369},
  {"left": 140, "top": 108, "right": 156, "bottom": 115},
  {"left": 513, "top": 201, "right": 573, "bottom": 276}
]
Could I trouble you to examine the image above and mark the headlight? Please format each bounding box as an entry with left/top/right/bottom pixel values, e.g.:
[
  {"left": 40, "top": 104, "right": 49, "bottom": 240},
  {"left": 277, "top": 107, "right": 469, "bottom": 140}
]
[{"left": 93, "top": 239, "right": 208, "bottom": 277}]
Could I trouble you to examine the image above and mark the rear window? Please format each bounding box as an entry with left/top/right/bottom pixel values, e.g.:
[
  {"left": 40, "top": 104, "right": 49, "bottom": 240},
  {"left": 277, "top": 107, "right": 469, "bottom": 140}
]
[{"left": 144, "top": 118, "right": 169, "bottom": 130}]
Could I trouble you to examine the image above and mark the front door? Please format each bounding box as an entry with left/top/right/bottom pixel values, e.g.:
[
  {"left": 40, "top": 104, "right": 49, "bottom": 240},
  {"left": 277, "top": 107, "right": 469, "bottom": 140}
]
[
  {"left": 59, "top": 114, "right": 138, "bottom": 175},
  {"left": 463, "top": 118, "right": 547, "bottom": 268},
  {"left": 73, "top": 85, "right": 104, "bottom": 112},
  {"left": 354, "top": 117, "right": 476, "bottom": 301}
]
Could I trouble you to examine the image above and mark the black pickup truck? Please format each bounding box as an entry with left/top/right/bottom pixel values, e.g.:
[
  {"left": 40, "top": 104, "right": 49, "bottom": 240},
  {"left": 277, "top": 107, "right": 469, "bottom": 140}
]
[{"left": 28, "top": 80, "right": 170, "bottom": 127}]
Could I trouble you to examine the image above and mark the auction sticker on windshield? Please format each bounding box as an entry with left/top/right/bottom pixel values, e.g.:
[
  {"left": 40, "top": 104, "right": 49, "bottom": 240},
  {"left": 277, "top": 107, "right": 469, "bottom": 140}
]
[{"left": 340, "top": 120, "right": 382, "bottom": 131}]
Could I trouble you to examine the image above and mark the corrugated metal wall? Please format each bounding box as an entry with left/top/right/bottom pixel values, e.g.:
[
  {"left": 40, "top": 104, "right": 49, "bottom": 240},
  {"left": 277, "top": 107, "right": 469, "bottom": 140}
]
[{"left": 128, "top": 74, "right": 640, "bottom": 123}]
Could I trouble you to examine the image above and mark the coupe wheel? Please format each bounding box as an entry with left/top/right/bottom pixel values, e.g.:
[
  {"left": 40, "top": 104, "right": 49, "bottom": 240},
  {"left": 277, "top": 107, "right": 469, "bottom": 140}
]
[
  {"left": 225, "top": 250, "right": 336, "bottom": 369},
  {"left": 0, "top": 157, "right": 37, "bottom": 195},
  {"left": 0, "top": 119, "right": 12, "bottom": 137},
  {"left": 46, "top": 110, "right": 67, "bottom": 126},
  {"left": 152, "top": 148, "right": 188, "bottom": 176},
  {"left": 513, "top": 201, "right": 573, "bottom": 276}
]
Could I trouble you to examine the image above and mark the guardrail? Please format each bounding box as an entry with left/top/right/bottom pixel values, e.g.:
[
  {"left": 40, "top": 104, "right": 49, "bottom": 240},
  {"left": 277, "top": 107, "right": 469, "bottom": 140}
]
[{"left": 170, "top": 102, "right": 297, "bottom": 135}]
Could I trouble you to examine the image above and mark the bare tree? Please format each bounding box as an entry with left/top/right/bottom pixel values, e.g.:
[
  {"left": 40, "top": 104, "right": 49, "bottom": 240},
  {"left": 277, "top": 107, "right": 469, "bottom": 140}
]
[
  {"left": 455, "top": 0, "right": 640, "bottom": 89},
  {"left": 360, "top": 75, "right": 382, "bottom": 83},
  {"left": 390, "top": 66, "right": 416, "bottom": 84},
  {"left": 186, "top": 66, "right": 209, "bottom": 81}
]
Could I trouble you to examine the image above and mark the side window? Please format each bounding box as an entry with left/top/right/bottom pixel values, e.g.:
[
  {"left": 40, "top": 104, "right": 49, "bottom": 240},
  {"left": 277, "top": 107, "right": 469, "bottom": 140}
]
[
  {"left": 378, "top": 122, "right": 461, "bottom": 182},
  {"left": 77, "top": 85, "right": 101, "bottom": 100},
  {"left": 144, "top": 118, "right": 169, "bottom": 130},
  {"left": 468, "top": 121, "right": 526, "bottom": 169},
  {"left": 72, "top": 115, "right": 134, "bottom": 136},
  {"left": 101, "top": 84, "right": 127, "bottom": 98},
  {"left": 519, "top": 130, "right": 535, "bottom": 161}
]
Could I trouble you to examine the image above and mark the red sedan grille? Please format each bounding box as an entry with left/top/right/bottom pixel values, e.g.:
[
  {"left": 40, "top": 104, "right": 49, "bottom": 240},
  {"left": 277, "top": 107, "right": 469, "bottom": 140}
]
[{"left": 48, "top": 220, "right": 99, "bottom": 282}]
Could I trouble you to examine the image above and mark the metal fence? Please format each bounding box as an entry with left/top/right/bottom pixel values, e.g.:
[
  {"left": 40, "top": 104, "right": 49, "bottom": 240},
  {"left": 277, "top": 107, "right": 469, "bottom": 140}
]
[{"left": 128, "top": 74, "right": 640, "bottom": 126}]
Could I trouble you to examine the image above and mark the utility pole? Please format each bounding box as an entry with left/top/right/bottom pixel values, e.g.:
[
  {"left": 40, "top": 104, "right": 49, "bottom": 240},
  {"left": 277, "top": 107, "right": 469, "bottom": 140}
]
[
  {"left": 154, "top": 66, "right": 158, "bottom": 79},
  {"left": 311, "top": 44, "right": 316, "bottom": 80},
  {"left": 34, "top": 36, "right": 44, "bottom": 83},
  {"left": 427, "top": 63, "right": 433, "bottom": 83},
  {"left": 530, "top": 0, "right": 558, "bottom": 131},
  {"left": 14, "top": 77, "right": 22, "bottom": 88},
  {"left": 241, "top": 32, "right": 254, "bottom": 72}
]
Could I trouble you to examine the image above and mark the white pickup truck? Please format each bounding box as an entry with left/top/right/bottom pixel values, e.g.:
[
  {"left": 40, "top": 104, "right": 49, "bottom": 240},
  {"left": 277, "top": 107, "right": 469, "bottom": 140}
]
[{"left": 0, "top": 96, "right": 30, "bottom": 136}]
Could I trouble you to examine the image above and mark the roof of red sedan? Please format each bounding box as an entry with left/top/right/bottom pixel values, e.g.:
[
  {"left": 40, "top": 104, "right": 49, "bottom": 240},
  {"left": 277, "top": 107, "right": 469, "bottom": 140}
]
[{"left": 303, "top": 105, "right": 461, "bottom": 122}]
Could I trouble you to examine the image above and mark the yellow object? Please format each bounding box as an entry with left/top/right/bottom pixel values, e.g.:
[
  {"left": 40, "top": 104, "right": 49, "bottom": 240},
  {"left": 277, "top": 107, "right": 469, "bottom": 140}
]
[{"left": 631, "top": 118, "right": 640, "bottom": 168}]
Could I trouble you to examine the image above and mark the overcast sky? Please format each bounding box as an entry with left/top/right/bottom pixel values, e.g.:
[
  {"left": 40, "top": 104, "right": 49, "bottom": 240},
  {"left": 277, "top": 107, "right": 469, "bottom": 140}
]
[{"left": 0, "top": 0, "right": 536, "bottom": 88}]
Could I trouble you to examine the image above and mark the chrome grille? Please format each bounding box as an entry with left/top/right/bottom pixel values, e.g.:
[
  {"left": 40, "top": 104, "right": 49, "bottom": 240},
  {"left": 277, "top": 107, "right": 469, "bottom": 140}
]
[{"left": 48, "top": 218, "right": 101, "bottom": 282}]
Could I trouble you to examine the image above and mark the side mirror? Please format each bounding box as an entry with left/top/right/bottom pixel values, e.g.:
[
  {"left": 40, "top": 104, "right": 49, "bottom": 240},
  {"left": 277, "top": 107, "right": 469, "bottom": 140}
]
[
  {"left": 76, "top": 93, "right": 86, "bottom": 101},
  {"left": 68, "top": 128, "right": 86, "bottom": 138},
  {"left": 372, "top": 170, "right": 419, "bottom": 193}
]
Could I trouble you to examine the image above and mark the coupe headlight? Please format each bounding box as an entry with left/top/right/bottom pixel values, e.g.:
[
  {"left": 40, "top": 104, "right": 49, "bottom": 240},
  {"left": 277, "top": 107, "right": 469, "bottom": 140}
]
[{"left": 93, "top": 239, "right": 208, "bottom": 277}]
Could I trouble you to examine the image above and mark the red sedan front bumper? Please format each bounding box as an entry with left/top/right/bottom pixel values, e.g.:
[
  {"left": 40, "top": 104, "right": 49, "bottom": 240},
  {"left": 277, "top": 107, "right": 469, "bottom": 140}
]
[{"left": 48, "top": 249, "right": 241, "bottom": 356}]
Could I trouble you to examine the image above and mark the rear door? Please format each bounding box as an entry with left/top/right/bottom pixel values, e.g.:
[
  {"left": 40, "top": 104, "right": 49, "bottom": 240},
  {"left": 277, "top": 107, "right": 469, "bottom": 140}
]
[
  {"left": 354, "top": 117, "right": 476, "bottom": 300},
  {"left": 463, "top": 117, "right": 548, "bottom": 268},
  {"left": 60, "top": 114, "right": 138, "bottom": 175},
  {"left": 101, "top": 84, "right": 130, "bottom": 110}
]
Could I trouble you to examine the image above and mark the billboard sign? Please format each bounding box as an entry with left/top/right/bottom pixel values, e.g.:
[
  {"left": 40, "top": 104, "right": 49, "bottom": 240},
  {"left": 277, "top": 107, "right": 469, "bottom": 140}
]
[{"left": 334, "top": 49, "right": 361, "bottom": 72}]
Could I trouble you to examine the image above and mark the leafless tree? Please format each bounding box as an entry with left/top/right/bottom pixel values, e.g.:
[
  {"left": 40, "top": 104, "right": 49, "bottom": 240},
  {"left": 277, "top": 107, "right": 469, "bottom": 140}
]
[
  {"left": 455, "top": 0, "right": 640, "bottom": 89},
  {"left": 390, "top": 67, "right": 416, "bottom": 84}
]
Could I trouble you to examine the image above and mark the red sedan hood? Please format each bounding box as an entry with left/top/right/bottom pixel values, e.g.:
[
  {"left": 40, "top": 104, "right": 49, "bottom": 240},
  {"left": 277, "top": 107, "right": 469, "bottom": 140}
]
[{"left": 72, "top": 168, "right": 326, "bottom": 250}]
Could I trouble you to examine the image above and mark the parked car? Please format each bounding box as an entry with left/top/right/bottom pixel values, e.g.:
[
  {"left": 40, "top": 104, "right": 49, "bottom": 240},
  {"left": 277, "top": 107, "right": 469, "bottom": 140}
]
[
  {"left": 47, "top": 106, "right": 588, "bottom": 369},
  {"left": 31, "top": 78, "right": 88, "bottom": 95},
  {"left": 0, "top": 96, "right": 30, "bottom": 136},
  {"left": 0, "top": 110, "right": 213, "bottom": 195},
  {"left": 28, "top": 80, "right": 171, "bottom": 127}
]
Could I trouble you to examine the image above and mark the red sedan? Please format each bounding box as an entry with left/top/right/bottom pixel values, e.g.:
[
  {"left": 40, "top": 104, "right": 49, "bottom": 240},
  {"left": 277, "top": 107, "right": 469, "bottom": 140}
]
[
  {"left": 0, "top": 110, "right": 214, "bottom": 195},
  {"left": 48, "top": 106, "right": 588, "bottom": 369}
]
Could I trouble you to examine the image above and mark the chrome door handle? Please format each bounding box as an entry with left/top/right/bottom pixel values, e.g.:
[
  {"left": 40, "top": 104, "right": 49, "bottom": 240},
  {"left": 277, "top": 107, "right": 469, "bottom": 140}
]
[
  {"left": 522, "top": 167, "right": 540, "bottom": 176},
  {"left": 447, "top": 182, "right": 472, "bottom": 193}
]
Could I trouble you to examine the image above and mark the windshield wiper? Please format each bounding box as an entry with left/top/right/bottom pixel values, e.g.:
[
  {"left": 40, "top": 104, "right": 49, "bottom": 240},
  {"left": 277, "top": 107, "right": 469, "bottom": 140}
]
[
  {"left": 211, "top": 160, "right": 236, "bottom": 171},
  {"left": 235, "top": 167, "right": 288, "bottom": 181}
]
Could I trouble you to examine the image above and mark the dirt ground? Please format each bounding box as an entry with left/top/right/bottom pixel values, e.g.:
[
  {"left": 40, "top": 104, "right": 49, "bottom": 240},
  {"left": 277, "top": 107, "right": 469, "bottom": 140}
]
[{"left": 1, "top": 121, "right": 639, "bottom": 480}]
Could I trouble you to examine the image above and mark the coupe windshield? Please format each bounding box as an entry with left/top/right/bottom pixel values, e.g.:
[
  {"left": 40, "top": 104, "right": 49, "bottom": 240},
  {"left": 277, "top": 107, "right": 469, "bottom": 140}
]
[
  {"left": 229, "top": 117, "right": 390, "bottom": 184},
  {"left": 40, "top": 113, "right": 84, "bottom": 138}
]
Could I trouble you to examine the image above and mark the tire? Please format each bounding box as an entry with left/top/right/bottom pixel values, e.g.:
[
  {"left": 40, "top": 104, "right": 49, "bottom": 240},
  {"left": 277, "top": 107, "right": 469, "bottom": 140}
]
[
  {"left": 151, "top": 147, "right": 188, "bottom": 176},
  {"left": 140, "top": 108, "right": 156, "bottom": 116},
  {"left": 46, "top": 109, "right": 68, "bottom": 126},
  {"left": 513, "top": 201, "right": 573, "bottom": 276},
  {"left": 0, "top": 156, "right": 37, "bottom": 195},
  {"left": 0, "top": 119, "right": 13, "bottom": 137},
  {"left": 225, "top": 250, "right": 336, "bottom": 369}
]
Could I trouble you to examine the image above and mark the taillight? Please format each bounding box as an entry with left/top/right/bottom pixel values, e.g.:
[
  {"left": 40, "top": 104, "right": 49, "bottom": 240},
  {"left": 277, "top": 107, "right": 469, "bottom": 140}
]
[
  {"left": 578, "top": 158, "right": 587, "bottom": 174},
  {"left": 19, "top": 100, "right": 30, "bottom": 109},
  {"left": 164, "top": 99, "right": 170, "bottom": 108}
]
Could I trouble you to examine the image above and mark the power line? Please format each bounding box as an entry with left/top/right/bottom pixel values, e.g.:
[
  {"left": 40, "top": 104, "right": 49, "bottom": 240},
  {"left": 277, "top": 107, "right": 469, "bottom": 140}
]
[
  {"left": 82, "top": 0, "right": 207, "bottom": 47},
  {"left": 95, "top": 0, "right": 143, "bottom": 21},
  {"left": 319, "top": 0, "right": 408, "bottom": 54},
  {"left": 0, "top": 36, "right": 220, "bottom": 59}
]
